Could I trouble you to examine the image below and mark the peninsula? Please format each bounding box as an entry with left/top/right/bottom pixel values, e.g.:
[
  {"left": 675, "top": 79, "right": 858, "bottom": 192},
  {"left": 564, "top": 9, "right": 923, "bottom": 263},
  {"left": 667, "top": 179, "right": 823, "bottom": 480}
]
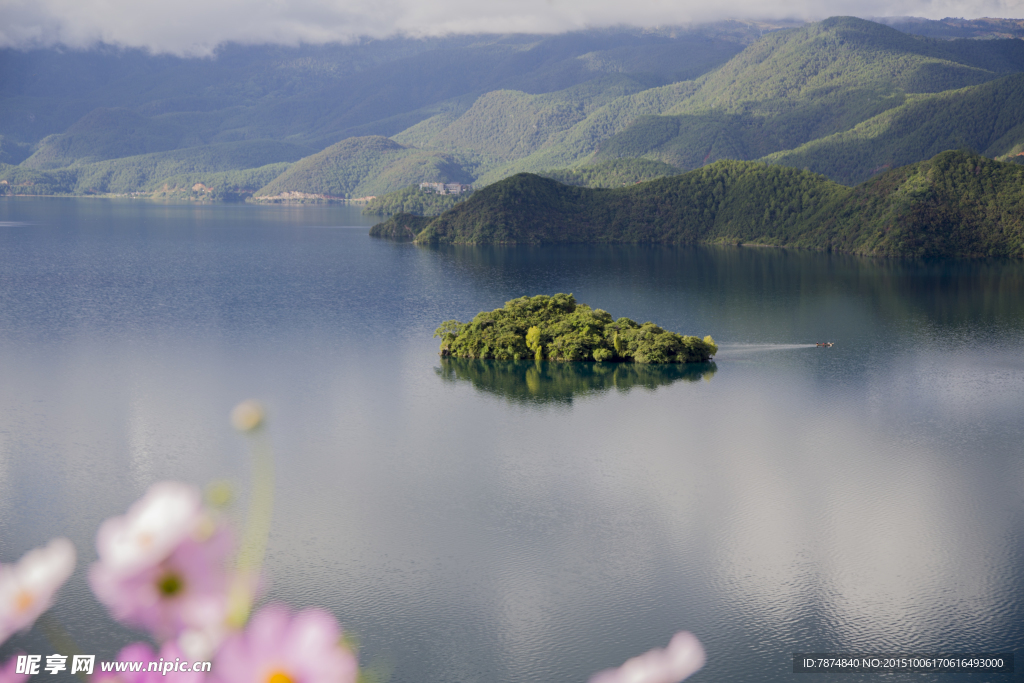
[
  {"left": 372, "top": 150, "right": 1024, "bottom": 259},
  {"left": 435, "top": 294, "right": 717, "bottom": 364}
]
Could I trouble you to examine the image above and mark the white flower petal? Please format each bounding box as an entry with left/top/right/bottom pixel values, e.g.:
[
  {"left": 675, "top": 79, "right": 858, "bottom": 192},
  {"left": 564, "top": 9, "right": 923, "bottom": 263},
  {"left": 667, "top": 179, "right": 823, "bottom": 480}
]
[
  {"left": 589, "top": 631, "right": 706, "bottom": 683},
  {"left": 96, "top": 482, "right": 202, "bottom": 575},
  {"left": 0, "top": 537, "right": 76, "bottom": 644}
]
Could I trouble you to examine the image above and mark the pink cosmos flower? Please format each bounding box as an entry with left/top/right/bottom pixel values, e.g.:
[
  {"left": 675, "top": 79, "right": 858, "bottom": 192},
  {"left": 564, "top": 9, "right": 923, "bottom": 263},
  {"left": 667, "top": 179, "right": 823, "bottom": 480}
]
[
  {"left": 212, "top": 605, "right": 357, "bottom": 683},
  {"left": 0, "top": 655, "right": 30, "bottom": 683},
  {"left": 91, "top": 516, "right": 233, "bottom": 643},
  {"left": 93, "top": 641, "right": 207, "bottom": 683},
  {"left": 589, "top": 631, "right": 706, "bottom": 683},
  {"left": 94, "top": 483, "right": 204, "bottom": 576},
  {"left": 0, "top": 537, "right": 76, "bottom": 644},
  {"left": 90, "top": 482, "right": 235, "bottom": 644}
]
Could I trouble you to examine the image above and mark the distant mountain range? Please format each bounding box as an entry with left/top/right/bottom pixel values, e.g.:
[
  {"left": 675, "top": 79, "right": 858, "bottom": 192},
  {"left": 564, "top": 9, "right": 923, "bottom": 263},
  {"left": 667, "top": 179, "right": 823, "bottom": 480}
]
[{"left": 3, "top": 17, "right": 1024, "bottom": 200}]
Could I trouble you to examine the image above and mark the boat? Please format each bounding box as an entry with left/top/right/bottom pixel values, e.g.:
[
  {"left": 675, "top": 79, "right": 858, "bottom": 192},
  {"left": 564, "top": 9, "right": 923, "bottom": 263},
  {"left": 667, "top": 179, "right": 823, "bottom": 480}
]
[{"left": 815, "top": 342, "right": 834, "bottom": 347}]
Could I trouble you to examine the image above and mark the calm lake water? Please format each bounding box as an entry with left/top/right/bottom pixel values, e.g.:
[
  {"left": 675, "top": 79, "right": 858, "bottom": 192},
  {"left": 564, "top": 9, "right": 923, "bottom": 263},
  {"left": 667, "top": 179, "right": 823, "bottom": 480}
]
[{"left": 1, "top": 197, "right": 1022, "bottom": 683}]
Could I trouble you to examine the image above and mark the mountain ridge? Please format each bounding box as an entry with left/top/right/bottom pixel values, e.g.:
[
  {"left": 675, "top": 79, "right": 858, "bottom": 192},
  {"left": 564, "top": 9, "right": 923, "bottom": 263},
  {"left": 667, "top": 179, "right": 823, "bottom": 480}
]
[
  {"left": 6, "top": 17, "right": 1024, "bottom": 200},
  {"left": 370, "top": 150, "right": 1024, "bottom": 259}
]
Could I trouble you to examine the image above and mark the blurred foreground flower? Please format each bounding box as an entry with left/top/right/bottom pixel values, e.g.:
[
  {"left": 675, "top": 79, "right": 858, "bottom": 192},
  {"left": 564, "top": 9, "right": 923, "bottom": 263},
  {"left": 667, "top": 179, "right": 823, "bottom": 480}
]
[
  {"left": 0, "top": 655, "right": 29, "bottom": 683},
  {"left": 589, "top": 631, "right": 706, "bottom": 683},
  {"left": 230, "top": 401, "right": 264, "bottom": 433},
  {"left": 6, "top": 402, "right": 703, "bottom": 683},
  {"left": 213, "top": 605, "right": 357, "bottom": 683},
  {"left": 93, "top": 482, "right": 205, "bottom": 575},
  {"left": 90, "top": 482, "right": 235, "bottom": 647},
  {"left": 0, "top": 537, "right": 75, "bottom": 644}
]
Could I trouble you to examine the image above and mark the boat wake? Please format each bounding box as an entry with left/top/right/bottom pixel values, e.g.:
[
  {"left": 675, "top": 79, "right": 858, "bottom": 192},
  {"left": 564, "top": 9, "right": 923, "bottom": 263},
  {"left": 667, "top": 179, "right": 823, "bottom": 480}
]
[
  {"left": 714, "top": 342, "right": 829, "bottom": 358},
  {"left": 718, "top": 343, "right": 820, "bottom": 352}
]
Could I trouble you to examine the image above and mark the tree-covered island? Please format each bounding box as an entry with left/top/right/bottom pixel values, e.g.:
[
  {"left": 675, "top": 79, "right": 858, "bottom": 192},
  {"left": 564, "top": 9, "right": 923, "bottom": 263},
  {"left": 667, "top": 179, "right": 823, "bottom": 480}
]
[{"left": 435, "top": 294, "right": 718, "bottom": 363}]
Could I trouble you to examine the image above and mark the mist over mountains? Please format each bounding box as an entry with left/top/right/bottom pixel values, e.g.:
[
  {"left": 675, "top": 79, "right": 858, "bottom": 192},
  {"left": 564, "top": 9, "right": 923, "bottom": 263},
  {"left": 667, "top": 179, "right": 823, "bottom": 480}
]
[
  {"left": 5, "top": 0, "right": 1019, "bottom": 56},
  {"left": 3, "top": 16, "right": 1024, "bottom": 201}
]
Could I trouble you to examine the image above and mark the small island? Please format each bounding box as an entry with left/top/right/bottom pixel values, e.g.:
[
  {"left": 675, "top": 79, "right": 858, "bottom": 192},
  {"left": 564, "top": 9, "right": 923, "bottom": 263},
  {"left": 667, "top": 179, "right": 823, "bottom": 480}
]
[{"left": 435, "top": 294, "right": 717, "bottom": 364}]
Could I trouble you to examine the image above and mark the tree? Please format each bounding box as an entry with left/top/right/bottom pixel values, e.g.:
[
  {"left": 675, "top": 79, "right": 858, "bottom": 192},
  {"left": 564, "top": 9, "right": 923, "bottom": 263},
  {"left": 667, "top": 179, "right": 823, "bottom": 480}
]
[
  {"left": 525, "top": 326, "right": 544, "bottom": 360},
  {"left": 433, "top": 320, "right": 464, "bottom": 356}
]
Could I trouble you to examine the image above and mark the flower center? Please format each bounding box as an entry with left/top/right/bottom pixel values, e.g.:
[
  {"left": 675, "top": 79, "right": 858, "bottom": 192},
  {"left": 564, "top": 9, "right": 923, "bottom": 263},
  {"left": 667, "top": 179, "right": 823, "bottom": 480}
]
[
  {"left": 266, "top": 670, "right": 295, "bottom": 683},
  {"left": 157, "top": 572, "right": 185, "bottom": 597},
  {"left": 14, "top": 589, "right": 35, "bottom": 613}
]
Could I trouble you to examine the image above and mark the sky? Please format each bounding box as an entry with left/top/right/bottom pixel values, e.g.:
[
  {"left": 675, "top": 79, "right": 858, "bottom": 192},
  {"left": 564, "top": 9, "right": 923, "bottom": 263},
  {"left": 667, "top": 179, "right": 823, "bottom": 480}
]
[{"left": 0, "top": 0, "right": 1022, "bottom": 56}]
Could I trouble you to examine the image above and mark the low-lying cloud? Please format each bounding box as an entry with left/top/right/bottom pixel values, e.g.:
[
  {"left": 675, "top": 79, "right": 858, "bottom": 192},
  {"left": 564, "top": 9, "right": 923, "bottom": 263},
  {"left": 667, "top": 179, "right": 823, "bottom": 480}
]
[{"left": 1, "top": 0, "right": 1021, "bottom": 56}]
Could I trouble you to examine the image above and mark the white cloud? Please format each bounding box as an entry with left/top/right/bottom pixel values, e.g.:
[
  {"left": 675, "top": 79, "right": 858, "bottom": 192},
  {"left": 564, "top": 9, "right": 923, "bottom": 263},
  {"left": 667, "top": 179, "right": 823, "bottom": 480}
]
[{"left": 0, "top": 0, "right": 1022, "bottom": 56}]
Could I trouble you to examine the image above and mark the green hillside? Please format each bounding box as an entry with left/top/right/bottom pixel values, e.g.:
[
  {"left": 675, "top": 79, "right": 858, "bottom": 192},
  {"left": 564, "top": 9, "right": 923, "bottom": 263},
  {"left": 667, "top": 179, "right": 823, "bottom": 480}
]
[
  {"left": 762, "top": 73, "right": 1024, "bottom": 184},
  {"left": 812, "top": 149, "right": 1024, "bottom": 257},
  {"left": 419, "top": 17, "right": 1024, "bottom": 189},
  {"left": 368, "top": 213, "right": 432, "bottom": 241},
  {"left": 396, "top": 77, "right": 652, "bottom": 162},
  {"left": 82, "top": 140, "right": 309, "bottom": 194},
  {"left": 7, "top": 18, "right": 1024, "bottom": 201},
  {"left": 388, "top": 150, "right": 1024, "bottom": 258},
  {"left": 586, "top": 17, "right": 1024, "bottom": 172},
  {"left": 592, "top": 111, "right": 773, "bottom": 169},
  {"left": 414, "top": 162, "right": 842, "bottom": 246},
  {"left": 0, "top": 24, "right": 767, "bottom": 201},
  {"left": 0, "top": 140, "right": 306, "bottom": 195},
  {"left": 0, "top": 28, "right": 753, "bottom": 154},
  {"left": 362, "top": 186, "right": 472, "bottom": 216},
  {"left": 673, "top": 17, "right": 1024, "bottom": 114},
  {"left": 472, "top": 81, "right": 701, "bottom": 182},
  {"left": 23, "top": 108, "right": 196, "bottom": 169},
  {"left": 539, "top": 158, "right": 680, "bottom": 187},
  {"left": 149, "top": 164, "right": 294, "bottom": 201},
  {"left": 0, "top": 164, "right": 76, "bottom": 195},
  {"left": 253, "top": 136, "right": 474, "bottom": 198}
]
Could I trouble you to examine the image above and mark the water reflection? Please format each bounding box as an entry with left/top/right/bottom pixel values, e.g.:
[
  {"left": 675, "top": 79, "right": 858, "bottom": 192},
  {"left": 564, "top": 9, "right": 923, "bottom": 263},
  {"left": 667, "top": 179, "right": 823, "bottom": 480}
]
[
  {"left": 419, "top": 243, "right": 1024, "bottom": 339},
  {"left": 3, "top": 200, "right": 1024, "bottom": 683},
  {"left": 435, "top": 358, "right": 716, "bottom": 404}
]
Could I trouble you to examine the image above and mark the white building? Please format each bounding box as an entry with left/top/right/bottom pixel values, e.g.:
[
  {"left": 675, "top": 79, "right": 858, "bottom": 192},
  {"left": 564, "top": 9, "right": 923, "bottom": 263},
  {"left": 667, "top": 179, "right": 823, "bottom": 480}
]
[{"left": 419, "top": 182, "right": 472, "bottom": 195}]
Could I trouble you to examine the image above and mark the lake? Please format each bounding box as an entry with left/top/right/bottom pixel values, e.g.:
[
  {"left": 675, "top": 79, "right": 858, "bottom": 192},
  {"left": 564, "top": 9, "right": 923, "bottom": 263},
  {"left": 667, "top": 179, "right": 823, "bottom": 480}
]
[{"left": 1, "top": 197, "right": 1022, "bottom": 682}]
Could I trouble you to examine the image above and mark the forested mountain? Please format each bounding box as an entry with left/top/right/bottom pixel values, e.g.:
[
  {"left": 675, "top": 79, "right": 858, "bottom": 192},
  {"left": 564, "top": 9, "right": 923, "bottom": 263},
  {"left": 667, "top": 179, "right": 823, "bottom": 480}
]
[
  {"left": 538, "top": 159, "right": 681, "bottom": 187},
  {"left": 360, "top": 158, "right": 680, "bottom": 218},
  {"left": 0, "top": 27, "right": 757, "bottom": 157},
  {"left": 876, "top": 17, "right": 1024, "bottom": 40},
  {"left": 763, "top": 73, "right": 1024, "bottom": 183},
  {"left": 4, "top": 17, "right": 1024, "bottom": 200},
  {"left": 0, "top": 140, "right": 310, "bottom": 195},
  {"left": 253, "top": 136, "right": 475, "bottom": 199},
  {"left": 376, "top": 17, "right": 1024, "bottom": 194},
  {"left": 374, "top": 150, "right": 1024, "bottom": 259},
  {"left": 586, "top": 17, "right": 1024, "bottom": 172}
]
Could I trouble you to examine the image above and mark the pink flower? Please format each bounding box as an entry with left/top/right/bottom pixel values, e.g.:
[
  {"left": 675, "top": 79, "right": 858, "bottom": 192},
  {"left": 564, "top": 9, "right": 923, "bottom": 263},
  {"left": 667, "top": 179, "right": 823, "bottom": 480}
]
[
  {"left": 91, "top": 483, "right": 235, "bottom": 644},
  {"left": 212, "top": 605, "right": 357, "bottom": 683},
  {"left": 0, "top": 655, "right": 30, "bottom": 683},
  {"left": 93, "top": 641, "right": 207, "bottom": 683},
  {"left": 91, "top": 518, "right": 233, "bottom": 643},
  {"left": 589, "top": 632, "right": 706, "bottom": 683},
  {"left": 95, "top": 483, "right": 204, "bottom": 576},
  {"left": 0, "top": 537, "right": 76, "bottom": 644}
]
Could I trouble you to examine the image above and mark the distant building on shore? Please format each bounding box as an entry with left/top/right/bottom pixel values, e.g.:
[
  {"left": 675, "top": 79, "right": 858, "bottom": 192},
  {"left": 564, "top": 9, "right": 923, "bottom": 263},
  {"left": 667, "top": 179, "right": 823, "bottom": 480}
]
[{"left": 420, "top": 182, "right": 473, "bottom": 195}]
